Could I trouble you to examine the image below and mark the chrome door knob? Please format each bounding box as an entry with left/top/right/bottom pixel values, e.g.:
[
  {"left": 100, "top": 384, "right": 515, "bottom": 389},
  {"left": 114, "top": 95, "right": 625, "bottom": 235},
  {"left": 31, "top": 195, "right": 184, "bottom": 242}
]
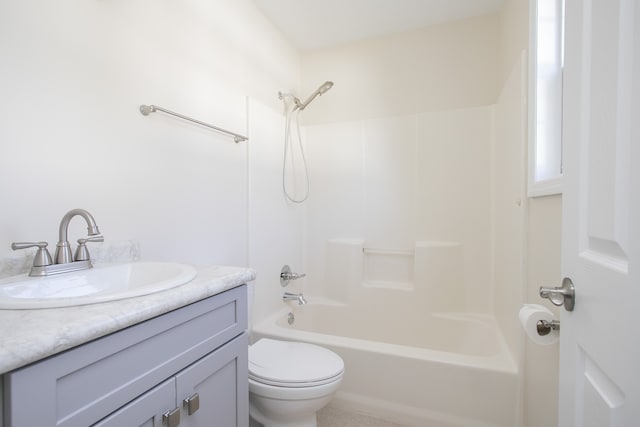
[{"left": 539, "top": 277, "right": 575, "bottom": 311}]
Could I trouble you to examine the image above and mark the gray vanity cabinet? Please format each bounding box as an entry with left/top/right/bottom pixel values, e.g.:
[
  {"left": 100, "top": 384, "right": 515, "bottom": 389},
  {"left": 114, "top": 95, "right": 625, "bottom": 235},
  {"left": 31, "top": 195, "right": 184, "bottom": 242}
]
[{"left": 3, "top": 285, "right": 249, "bottom": 427}]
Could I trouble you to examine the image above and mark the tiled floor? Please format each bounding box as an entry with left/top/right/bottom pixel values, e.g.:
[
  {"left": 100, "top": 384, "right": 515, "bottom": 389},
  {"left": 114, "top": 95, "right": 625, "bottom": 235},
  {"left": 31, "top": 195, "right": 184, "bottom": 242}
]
[{"left": 317, "top": 406, "right": 410, "bottom": 427}]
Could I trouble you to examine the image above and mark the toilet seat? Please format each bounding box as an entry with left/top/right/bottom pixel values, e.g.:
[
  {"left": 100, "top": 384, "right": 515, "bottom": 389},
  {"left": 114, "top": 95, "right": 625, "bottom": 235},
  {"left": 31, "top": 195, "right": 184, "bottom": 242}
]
[{"left": 249, "top": 339, "right": 344, "bottom": 388}]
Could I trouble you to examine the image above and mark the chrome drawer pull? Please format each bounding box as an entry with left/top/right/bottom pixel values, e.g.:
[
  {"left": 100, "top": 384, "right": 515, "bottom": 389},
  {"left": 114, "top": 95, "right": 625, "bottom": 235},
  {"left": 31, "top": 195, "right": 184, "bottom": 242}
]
[
  {"left": 183, "top": 393, "right": 200, "bottom": 416},
  {"left": 163, "top": 407, "right": 181, "bottom": 427}
]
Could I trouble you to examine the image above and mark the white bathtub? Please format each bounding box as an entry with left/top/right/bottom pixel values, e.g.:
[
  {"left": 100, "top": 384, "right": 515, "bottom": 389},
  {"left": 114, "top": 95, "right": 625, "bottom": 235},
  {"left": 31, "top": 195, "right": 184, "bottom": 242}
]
[{"left": 252, "top": 300, "right": 519, "bottom": 427}]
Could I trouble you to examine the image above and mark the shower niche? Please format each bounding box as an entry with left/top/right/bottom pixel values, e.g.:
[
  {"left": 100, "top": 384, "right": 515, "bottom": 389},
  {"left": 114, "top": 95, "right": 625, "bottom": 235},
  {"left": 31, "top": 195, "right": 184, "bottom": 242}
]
[
  {"left": 362, "top": 247, "right": 414, "bottom": 291},
  {"left": 324, "top": 239, "right": 466, "bottom": 313}
]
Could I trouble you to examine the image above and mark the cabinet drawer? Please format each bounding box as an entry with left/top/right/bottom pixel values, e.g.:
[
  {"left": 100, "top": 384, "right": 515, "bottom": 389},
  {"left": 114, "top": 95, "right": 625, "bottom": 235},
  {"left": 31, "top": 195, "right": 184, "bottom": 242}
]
[{"left": 4, "top": 285, "right": 247, "bottom": 427}]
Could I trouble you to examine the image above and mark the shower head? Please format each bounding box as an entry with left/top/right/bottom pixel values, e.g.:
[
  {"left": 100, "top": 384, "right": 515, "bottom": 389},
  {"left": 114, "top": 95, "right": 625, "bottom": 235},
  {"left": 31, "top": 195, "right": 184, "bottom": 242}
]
[
  {"left": 317, "top": 81, "right": 334, "bottom": 95},
  {"left": 296, "top": 81, "right": 334, "bottom": 111}
]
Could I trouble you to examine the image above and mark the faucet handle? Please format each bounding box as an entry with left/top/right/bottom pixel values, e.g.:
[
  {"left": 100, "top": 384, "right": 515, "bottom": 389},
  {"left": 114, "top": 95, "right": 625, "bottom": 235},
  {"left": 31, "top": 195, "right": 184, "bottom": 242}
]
[
  {"left": 11, "top": 241, "right": 53, "bottom": 267},
  {"left": 74, "top": 235, "right": 104, "bottom": 261},
  {"left": 280, "top": 265, "right": 306, "bottom": 287}
]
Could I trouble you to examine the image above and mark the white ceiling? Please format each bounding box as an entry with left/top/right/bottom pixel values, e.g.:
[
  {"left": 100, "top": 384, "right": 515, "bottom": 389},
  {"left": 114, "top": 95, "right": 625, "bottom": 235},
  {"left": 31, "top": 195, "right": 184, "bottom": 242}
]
[{"left": 253, "top": 0, "right": 506, "bottom": 51}]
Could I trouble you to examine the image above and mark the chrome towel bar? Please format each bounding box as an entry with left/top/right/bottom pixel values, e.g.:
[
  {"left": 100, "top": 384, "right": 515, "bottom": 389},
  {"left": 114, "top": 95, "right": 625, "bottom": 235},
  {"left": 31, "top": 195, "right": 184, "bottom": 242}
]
[{"left": 139, "top": 104, "right": 248, "bottom": 143}]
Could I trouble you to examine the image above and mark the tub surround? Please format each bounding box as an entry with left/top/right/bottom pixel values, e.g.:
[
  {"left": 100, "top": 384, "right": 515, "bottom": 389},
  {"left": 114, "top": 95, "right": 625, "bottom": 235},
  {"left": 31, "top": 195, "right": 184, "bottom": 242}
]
[{"left": 0, "top": 265, "right": 255, "bottom": 374}]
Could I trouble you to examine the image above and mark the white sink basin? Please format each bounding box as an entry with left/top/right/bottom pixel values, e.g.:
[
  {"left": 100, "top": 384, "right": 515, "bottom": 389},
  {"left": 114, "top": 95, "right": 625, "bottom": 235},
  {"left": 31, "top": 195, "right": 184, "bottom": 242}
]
[{"left": 0, "top": 262, "right": 198, "bottom": 309}]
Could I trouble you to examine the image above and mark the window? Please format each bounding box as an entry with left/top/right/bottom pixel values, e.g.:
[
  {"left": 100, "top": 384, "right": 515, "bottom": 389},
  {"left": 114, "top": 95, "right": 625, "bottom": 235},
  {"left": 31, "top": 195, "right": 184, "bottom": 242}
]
[{"left": 528, "top": 0, "right": 564, "bottom": 196}]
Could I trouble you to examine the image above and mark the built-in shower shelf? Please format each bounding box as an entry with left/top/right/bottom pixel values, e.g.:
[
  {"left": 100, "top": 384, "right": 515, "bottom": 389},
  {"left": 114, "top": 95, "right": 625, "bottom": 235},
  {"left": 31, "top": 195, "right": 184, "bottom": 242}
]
[
  {"left": 362, "top": 246, "right": 415, "bottom": 289},
  {"left": 326, "top": 239, "right": 465, "bottom": 310}
]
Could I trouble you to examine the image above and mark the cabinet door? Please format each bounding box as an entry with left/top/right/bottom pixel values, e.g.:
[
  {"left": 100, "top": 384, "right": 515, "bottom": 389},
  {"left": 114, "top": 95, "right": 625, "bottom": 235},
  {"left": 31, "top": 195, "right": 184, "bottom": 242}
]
[
  {"left": 92, "top": 378, "right": 176, "bottom": 427},
  {"left": 176, "top": 332, "right": 249, "bottom": 427}
]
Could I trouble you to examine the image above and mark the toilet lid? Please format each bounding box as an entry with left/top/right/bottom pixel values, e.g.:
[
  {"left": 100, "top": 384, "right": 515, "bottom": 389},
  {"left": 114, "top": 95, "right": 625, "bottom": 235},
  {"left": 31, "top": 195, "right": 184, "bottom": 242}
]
[{"left": 249, "top": 339, "right": 344, "bottom": 387}]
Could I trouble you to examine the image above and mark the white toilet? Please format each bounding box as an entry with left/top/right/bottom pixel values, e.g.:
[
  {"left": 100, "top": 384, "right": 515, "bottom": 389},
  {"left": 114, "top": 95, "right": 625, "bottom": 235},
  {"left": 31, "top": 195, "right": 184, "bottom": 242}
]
[{"left": 248, "top": 338, "right": 344, "bottom": 427}]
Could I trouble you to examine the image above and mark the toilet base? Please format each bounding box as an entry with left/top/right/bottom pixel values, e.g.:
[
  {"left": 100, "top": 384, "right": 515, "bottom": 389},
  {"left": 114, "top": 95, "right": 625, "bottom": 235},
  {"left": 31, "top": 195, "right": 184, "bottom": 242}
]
[
  {"left": 249, "top": 413, "right": 317, "bottom": 427},
  {"left": 249, "top": 393, "right": 330, "bottom": 427},
  {"left": 249, "top": 375, "right": 341, "bottom": 427}
]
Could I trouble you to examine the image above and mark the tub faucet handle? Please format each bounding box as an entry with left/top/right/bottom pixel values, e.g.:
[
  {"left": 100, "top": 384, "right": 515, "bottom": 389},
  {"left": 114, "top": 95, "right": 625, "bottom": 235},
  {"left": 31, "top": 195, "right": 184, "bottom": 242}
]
[{"left": 280, "top": 265, "right": 306, "bottom": 287}]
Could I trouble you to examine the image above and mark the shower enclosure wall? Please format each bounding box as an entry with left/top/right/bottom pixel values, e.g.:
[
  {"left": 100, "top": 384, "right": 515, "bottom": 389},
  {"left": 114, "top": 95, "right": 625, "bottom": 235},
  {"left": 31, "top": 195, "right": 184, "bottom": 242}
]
[{"left": 304, "top": 107, "right": 495, "bottom": 313}]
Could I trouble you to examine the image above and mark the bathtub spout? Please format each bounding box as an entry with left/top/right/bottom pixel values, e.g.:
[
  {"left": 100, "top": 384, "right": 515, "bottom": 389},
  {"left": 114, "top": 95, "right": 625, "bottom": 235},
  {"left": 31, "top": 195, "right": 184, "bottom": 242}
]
[{"left": 283, "top": 292, "right": 307, "bottom": 305}]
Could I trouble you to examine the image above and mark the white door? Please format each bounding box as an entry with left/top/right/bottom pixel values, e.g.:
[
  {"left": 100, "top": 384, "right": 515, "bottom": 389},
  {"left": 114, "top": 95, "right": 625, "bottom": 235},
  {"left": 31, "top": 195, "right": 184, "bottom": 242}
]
[{"left": 559, "top": 0, "right": 640, "bottom": 425}]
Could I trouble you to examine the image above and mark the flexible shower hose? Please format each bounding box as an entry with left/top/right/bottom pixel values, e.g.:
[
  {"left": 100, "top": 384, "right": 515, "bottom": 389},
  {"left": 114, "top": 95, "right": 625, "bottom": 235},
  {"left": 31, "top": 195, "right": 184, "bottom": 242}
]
[{"left": 282, "top": 107, "right": 310, "bottom": 203}]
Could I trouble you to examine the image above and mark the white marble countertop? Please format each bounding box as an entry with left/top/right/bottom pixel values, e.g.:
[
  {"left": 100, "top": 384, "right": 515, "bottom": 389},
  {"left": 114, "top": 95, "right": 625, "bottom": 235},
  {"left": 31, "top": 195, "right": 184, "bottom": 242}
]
[{"left": 0, "top": 264, "right": 255, "bottom": 374}]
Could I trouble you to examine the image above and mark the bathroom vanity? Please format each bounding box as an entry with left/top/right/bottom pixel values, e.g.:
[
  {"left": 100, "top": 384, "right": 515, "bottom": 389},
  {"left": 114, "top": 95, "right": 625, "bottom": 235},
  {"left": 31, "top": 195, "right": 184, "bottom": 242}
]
[{"left": 0, "top": 265, "right": 254, "bottom": 427}]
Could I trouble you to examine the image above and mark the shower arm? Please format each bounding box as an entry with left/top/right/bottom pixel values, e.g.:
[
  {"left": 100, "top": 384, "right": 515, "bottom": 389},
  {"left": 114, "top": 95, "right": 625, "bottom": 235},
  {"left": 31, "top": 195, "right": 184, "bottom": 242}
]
[
  {"left": 278, "top": 81, "right": 333, "bottom": 112},
  {"left": 278, "top": 92, "right": 302, "bottom": 109}
]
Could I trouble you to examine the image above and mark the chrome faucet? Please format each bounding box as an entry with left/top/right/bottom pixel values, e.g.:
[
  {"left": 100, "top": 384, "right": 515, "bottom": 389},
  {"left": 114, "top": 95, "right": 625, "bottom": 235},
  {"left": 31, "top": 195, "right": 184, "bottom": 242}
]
[
  {"left": 283, "top": 292, "right": 307, "bottom": 305},
  {"left": 54, "top": 209, "right": 101, "bottom": 264},
  {"left": 11, "top": 208, "right": 103, "bottom": 277}
]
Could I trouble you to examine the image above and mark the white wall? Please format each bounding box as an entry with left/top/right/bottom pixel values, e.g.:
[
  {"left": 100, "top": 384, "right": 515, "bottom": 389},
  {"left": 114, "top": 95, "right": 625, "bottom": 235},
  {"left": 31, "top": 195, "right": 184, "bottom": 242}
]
[
  {"left": 0, "top": 1, "right": 300, "bottom": 273},
  {"left": 300, "top": 14, "right": 500, "bottom": 125},
  {"left": 525, "top": 195, "right": 561, "bottom": 427}
]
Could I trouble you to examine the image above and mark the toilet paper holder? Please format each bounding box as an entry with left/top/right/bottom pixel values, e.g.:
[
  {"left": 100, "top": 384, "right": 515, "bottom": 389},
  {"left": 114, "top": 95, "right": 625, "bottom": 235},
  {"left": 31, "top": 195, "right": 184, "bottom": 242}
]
[{"left": 536, "top": 319, "right": 560, "bottom": 336}]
